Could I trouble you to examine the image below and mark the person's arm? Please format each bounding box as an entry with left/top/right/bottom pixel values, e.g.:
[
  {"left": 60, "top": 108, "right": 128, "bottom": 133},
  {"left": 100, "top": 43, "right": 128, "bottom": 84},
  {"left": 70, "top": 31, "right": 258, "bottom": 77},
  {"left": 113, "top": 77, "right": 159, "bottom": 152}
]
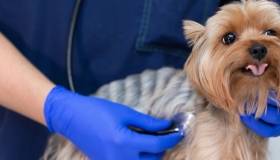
[
  {"left": 0, "top": 33, "right": 54, "bottom": 124},
  {"left": 0, "top": 33, "right": 183, "bottom": 160}
]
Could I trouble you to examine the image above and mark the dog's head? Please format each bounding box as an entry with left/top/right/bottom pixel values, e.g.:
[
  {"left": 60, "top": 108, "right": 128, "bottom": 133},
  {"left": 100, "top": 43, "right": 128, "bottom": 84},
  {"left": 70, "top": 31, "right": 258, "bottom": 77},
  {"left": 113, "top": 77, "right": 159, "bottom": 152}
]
[{"left": 184, "top": 0, "right": 280, "bottom": 116}]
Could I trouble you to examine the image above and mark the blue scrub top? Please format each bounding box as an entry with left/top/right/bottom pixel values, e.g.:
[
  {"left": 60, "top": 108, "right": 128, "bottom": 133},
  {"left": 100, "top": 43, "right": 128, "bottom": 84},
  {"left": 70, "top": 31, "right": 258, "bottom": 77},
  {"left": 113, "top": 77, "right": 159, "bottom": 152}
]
[{"left": 0, "top": 0, "right": 220, "bottom": 159}]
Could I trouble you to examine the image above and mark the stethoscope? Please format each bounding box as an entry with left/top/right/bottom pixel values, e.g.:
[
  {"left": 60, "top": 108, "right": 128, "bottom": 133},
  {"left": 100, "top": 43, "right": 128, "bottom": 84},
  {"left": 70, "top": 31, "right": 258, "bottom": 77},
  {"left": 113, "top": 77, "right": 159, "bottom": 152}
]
[
  {"left": 65, "top": 0, "right": 189, "bottom": 136},
  {"left": 66, "top": 0, "right": 83, "bottom": 92}
]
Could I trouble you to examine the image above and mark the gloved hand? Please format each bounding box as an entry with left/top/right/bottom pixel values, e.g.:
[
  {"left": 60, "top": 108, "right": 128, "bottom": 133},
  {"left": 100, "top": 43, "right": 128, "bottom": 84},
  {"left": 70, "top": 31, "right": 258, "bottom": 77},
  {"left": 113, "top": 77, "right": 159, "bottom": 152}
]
[
  {"left": 44, "top": 86, "right": 183, "bottom": 160},
  {"left": 241, "top": 95, "right": 280, "bottom": 138}
]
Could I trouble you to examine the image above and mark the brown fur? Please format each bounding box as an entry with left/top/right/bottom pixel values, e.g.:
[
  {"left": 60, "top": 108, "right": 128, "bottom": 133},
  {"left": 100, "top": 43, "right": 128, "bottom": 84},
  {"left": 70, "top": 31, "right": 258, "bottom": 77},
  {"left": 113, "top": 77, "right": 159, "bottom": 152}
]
[
  {"left": 168, "top": 0, "right": 280, "bottom": 159},
  {"left": 185, "top": 0, "right": 280, "bottom": 116}
]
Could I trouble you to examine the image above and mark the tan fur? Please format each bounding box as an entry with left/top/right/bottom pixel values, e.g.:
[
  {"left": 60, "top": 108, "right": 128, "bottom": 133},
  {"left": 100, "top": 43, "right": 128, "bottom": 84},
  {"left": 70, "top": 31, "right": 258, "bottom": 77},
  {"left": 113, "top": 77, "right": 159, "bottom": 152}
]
[
  {"left": 43, "top": 1, "right": 280, "bottom": 159},
  {"left": 180, "top": 0, "right": 280, "bottom": 159},
  {"left": 185, "top": 0, "right": 280, "bottom": 116}
]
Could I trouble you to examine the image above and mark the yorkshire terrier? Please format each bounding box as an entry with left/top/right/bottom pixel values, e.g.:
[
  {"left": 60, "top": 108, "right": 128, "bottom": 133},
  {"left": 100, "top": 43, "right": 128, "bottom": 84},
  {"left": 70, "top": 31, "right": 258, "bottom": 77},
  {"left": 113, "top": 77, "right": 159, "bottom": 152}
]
[
  {"left": 43, "top": 0, "right": 280, "bottom": 159},
  {"left": 168, "top": 0, "right": 280, "bottom": 159}
]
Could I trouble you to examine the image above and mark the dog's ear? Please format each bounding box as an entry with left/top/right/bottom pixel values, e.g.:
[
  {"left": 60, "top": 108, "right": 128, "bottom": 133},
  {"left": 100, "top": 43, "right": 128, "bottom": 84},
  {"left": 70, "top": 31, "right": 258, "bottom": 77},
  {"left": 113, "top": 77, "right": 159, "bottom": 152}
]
[{"left": 183, "top": 20, "right": 205, "bottom": 46}]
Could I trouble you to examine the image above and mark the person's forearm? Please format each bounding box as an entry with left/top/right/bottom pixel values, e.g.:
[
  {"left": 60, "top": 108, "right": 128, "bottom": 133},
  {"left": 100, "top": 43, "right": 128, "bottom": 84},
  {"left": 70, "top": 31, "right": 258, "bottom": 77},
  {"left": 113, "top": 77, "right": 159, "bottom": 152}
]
[{"left": 0, "top": 33, "right": 55, "bottom": 125}]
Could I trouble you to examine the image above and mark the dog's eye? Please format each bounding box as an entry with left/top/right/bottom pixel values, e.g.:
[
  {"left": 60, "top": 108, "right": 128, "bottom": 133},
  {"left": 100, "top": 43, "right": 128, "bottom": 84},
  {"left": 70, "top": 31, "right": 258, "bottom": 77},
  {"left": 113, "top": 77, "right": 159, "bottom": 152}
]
[
  {"left": 222, "top": 32, "right": 236, "bottom": 45},
  {"left": 264, "top": 29, "right": 277, "bottom": 36}
]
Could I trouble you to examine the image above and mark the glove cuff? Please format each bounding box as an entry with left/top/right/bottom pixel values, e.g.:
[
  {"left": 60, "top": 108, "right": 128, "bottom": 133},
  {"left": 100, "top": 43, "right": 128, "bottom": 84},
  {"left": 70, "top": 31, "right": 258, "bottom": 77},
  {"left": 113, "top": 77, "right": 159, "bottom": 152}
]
[{"left": 44, "top": 85, "right": 69, "bottom": 132}]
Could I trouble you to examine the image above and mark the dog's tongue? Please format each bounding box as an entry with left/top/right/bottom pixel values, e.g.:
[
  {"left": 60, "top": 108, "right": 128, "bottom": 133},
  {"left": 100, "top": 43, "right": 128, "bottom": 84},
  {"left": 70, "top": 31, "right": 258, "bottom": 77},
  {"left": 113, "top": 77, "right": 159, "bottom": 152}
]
[{"left": 246, "top": 63, "right": 268, "bottom": 76}]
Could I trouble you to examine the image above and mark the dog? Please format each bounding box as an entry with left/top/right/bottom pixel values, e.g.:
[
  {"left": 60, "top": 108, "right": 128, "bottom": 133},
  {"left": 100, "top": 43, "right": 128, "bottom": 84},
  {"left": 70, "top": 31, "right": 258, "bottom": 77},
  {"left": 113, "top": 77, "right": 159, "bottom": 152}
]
[{"left": 43, "top": 0, "right": 280, "bottom": 159}]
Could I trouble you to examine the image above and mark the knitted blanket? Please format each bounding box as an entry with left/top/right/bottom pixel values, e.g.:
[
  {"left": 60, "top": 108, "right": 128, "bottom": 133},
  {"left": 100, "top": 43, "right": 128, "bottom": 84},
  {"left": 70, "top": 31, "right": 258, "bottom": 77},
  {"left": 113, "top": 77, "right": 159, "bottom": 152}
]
[{"left": 42, "top": 67, "right": 205, "bottom": 160}]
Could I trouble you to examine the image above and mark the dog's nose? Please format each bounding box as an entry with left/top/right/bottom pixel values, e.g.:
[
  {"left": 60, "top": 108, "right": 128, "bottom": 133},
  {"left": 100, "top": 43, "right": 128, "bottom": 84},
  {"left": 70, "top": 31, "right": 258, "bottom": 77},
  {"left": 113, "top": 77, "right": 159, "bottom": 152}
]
[{"left": 249, "top": 44, "right": 267, "bottom": 61}]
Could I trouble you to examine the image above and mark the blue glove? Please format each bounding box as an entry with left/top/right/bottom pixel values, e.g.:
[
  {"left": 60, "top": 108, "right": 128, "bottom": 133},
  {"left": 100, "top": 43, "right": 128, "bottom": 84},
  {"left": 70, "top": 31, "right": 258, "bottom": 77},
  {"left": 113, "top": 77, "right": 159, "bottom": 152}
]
[
  {"left": 241, "top": 95, "right": 280, "bottom": 138},
  {"left": 44, "top": 86, "right": 183, "bottom": 160}
]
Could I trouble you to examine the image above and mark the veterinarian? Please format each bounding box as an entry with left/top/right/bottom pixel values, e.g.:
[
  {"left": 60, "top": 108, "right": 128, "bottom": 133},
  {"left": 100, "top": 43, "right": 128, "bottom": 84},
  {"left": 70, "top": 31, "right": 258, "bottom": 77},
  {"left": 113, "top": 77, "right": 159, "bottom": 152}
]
[{"left": 0, "top": 0, "right": 280, "bottom": 159}]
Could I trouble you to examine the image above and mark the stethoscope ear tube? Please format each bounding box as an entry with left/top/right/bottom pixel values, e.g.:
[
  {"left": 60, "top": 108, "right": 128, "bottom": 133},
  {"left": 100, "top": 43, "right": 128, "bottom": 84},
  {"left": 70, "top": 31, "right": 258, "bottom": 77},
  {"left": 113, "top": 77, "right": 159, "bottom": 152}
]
[{"left": 66, "top": 0, "right": 83, "bottom": 92}]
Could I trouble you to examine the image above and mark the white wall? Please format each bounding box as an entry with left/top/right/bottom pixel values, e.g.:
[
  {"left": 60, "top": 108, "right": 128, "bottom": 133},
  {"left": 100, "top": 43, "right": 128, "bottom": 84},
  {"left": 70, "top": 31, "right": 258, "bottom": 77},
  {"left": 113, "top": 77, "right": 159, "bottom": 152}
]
[{"left": 268, "top": 138, "right": 280, "bottom": 160}]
